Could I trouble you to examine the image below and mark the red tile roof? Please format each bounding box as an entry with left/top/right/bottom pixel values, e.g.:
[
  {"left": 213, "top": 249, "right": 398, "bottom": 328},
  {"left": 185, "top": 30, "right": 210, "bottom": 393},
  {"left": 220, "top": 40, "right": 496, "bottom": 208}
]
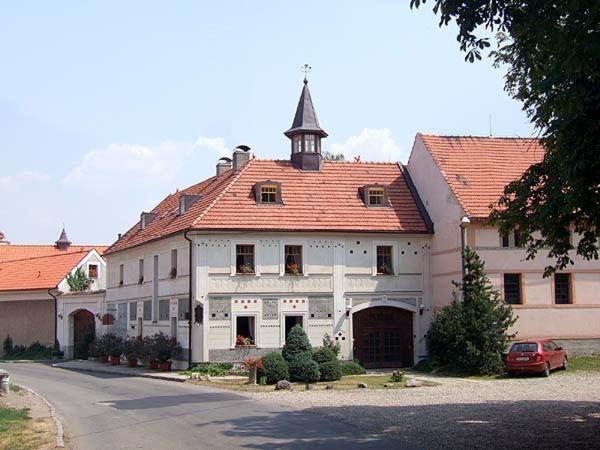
[
  {"left": 418, "top": 134, "right": 544, "bottom": 219},
  {"left": 0, "top": 244, "right": 107, "bottom": 263},
  {"left": 105, "top": 159, "right": 432, "bottom": 254},
  {"left": 0, "top": 251, "right": 90, "bottom": 291}
]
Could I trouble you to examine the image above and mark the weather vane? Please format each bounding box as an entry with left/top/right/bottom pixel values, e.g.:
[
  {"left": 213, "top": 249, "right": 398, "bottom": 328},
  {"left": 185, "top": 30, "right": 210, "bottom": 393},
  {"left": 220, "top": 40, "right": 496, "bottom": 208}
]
[{"left": 302, "top": 64, "right": 311, "bottom": 83}]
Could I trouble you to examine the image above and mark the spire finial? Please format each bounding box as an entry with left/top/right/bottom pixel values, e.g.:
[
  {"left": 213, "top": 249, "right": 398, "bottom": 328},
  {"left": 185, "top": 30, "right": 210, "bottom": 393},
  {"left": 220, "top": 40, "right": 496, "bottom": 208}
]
[{"left": 301, "top": 64, "right": 311, "bottom": 84}]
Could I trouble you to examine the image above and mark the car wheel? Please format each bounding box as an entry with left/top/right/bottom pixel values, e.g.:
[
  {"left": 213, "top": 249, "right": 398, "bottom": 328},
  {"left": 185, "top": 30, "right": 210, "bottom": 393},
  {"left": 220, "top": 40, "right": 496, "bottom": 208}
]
[
  {"left": 542, "top": 362, "right": 551, "bottom": 377},
  {"left": 561, "top": 358, "right": 568, "bottom": 371}
]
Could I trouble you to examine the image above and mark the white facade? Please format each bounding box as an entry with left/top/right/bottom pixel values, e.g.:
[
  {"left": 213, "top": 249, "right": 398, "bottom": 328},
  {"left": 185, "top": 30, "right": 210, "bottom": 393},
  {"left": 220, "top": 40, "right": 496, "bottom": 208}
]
[{"left": 104, "top": 232, "right": 432, "bottom": 364}]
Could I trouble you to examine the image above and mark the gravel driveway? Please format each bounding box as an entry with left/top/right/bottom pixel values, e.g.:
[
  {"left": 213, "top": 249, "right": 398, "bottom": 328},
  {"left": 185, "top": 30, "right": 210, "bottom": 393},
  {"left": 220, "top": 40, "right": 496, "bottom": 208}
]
[{"left": 243, "top": 372, "right": 600, "bottom": 449}]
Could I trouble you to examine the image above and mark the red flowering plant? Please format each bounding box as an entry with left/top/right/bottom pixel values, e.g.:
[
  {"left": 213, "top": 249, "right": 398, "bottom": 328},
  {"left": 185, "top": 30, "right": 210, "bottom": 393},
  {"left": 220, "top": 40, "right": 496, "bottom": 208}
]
[{"left": 241, "top": 356, "right": 263, "bottom": 385}]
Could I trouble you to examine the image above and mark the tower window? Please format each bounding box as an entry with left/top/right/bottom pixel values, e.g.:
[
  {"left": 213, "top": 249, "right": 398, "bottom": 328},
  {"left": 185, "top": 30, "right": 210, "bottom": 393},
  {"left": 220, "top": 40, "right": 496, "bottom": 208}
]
[
  {"left": 363, "top": 185, "right": 389, "bottom": 207},
  {"left": 293, "top": 135, "right": 302, "bottom": 153},
  {"left": 261, "top": 185, "right": 278, "bottom": 203},
  {"left": 305, "top": 134, "right": 316, "bottom": 153}
]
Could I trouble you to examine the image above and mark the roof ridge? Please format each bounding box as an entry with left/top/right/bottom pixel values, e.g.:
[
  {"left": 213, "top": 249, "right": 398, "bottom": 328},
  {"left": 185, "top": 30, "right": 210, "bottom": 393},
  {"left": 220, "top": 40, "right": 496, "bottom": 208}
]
[
  {"left": 0, "top": 250, "right": 91, "bottom": 265},
  {"left": 191, "top": 158, "right": 255, "bottom": 227},
  {"left": 418, "top": 133, "right": 540, "bottom": 141}
]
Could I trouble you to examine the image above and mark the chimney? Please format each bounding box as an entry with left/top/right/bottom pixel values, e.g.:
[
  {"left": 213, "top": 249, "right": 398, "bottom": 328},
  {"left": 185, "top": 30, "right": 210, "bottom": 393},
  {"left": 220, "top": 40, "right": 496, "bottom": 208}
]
[
  {"left": 232, "top": 145, "right": 251, "bottom": 171},
  {"left": 216, "top": 157, "right": 232, "bottom": 176}
]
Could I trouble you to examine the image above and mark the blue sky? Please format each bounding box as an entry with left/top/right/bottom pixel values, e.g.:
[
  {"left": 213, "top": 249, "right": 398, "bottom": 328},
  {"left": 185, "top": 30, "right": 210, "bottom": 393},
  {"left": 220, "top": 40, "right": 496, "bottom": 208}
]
[{"left": 0, "top": 1, "right": 534, "bottom": 245}]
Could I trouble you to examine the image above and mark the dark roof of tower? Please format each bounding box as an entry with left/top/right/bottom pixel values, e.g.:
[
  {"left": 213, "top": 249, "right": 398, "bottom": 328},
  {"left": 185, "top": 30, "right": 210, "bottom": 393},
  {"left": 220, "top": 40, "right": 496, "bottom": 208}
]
[
  {"left": 55, "top": 228, "right": 71, "bottom": 247},
  {"left": 284, "top": 80, "right": 328, "bottom": 138}
]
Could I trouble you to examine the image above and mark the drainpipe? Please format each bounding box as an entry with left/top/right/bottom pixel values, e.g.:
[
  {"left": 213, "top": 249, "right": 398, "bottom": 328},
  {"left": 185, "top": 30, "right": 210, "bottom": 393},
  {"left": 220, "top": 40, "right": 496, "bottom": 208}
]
[
  {"left": 48, "top": 288, "right": 58, "bottom": 350},
  {"left": 183, "top": 230, "right": 193, "bottom": 369}
]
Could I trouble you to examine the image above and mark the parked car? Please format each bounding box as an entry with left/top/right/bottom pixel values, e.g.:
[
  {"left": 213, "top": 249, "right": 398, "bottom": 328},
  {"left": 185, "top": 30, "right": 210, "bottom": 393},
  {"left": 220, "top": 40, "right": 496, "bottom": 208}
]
[{"left": 506, "top": 339, "right": 568, "bottom": 377}]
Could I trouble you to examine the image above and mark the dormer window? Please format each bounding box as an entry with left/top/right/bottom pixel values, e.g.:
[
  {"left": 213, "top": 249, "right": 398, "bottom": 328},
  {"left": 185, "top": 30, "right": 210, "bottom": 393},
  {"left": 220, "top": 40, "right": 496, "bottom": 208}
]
[
  {"left": 140, "top": 212, "right": 157, "bottom": 229},
  {"left": 363, "top": 185, "right": 389, "bottom": 207},
  {"left": 179, "top": 194, "right": 201, "bottom": 215},
  {"left": 254, "top": 181, "right": 282, "bottom": 204}
]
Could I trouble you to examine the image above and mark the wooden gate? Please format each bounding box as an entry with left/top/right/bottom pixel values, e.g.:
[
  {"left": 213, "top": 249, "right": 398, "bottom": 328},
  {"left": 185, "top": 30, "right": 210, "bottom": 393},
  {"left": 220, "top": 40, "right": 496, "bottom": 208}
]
[
  {"left": 352, "top": 306, "right": 413, "bottom": 368},
  {"left": 73, "top": 310, "right": 95, "bottom": 359}
]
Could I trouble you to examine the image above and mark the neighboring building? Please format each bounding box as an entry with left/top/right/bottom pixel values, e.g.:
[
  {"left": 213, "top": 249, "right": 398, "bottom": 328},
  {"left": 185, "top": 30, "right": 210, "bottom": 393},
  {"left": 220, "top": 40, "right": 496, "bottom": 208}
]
[
  {"left": 103, "top": 79, "right": 434, "bottom": 368},
  {"left": 0, "top": 229, "right": 107, "bottom": 358},
  {"left": 407, "top": 134, "right": 600, "bottom": 354}
]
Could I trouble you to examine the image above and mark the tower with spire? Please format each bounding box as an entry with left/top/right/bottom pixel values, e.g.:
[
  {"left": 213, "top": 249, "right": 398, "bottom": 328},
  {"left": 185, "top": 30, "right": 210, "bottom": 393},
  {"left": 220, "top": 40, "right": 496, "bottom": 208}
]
[
  {"left": 55, "top": 228, "right": 72, "bottom": 251},
  {"left": 284, "top": 75, "right": 328, "bottom": 171}
]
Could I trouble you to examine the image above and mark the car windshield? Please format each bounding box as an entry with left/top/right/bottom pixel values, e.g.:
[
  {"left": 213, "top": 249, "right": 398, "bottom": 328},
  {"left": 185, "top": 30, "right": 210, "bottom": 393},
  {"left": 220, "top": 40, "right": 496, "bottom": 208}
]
[{"left": 511, "top": 343, "right": 539, "bottom": 353}]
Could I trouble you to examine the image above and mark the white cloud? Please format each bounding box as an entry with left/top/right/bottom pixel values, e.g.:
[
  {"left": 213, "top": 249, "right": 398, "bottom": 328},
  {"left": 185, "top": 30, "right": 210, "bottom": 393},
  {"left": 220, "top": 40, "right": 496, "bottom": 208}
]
[
  {"left": 0, "top": 170, "right": 50, "bottom": 192},
  {"left": 63, "top": 136, "right": 229, "bottom": 189},
  {"left": 328, "top": 128, "right": 409, "bottom": 163}
]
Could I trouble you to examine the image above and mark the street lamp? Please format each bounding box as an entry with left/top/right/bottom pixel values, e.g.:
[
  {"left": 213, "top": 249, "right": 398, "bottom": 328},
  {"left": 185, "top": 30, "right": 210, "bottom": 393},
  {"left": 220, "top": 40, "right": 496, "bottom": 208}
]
[{"left": 459, "top": 216, "right": 470, "bottom": 282}]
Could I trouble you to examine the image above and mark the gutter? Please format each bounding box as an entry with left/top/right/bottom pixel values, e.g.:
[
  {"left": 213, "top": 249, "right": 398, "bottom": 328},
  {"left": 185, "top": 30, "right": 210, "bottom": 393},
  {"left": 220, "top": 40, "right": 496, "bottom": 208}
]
[
  {"left": 183, "top": 230, "right": 193, "bottom": 369},
  {"left": 48, "top": 288, "right": 58, "bottom": 350}
]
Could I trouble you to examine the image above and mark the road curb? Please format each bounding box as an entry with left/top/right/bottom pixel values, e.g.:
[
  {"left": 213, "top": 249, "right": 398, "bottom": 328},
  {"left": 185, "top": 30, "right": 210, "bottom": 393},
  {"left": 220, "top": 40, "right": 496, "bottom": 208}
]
[
  {"left": 20, "top": 384, "right": 65, "bottom": 448},
  {"left": 52, "top": 364, "right": 188, "bottom": 383}
]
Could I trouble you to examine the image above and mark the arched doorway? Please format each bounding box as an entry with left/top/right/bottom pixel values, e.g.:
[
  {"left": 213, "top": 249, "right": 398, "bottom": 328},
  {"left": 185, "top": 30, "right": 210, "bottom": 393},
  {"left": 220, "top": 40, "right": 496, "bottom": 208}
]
[
  {"left": 72, "top": 310, "right": 95, "bottom": 359},
  {"left": 353, "top": 306, "right": 414, "bottom": 368}
]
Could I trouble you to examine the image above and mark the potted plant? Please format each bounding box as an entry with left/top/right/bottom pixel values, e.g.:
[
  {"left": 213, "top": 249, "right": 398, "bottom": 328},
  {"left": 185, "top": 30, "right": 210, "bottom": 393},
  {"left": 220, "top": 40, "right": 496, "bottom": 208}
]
[
  {"left": 235, "top": 335, "right": 254, "bottom": 347},
  {"left": 94, "top": 336, "right": 109, "bottom": 363},
  {"left": 153, "top": 332, "right": 182, "bottom": 371},
  {"left": 237, "top": 263, "right": 254, "bottom": 274},
  {"left": 286, "top": 263, "right": 300, "bottom": 276},
  {"left": 104, "top": 334, "right": 123, "bottom": 365},
  {"left": 123, "top": 336, "right": 141, "bottom": 367},
  {"left": 241, "top": 356, "right": 263, "bottom": 385},
  {"left": 140, "top": 335, "right": 159, "bottom": 369}
]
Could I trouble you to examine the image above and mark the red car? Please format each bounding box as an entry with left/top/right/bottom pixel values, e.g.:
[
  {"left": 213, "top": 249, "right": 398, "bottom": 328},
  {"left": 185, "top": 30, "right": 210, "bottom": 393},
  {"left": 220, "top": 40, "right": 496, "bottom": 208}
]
[{"left": 506, "top": 339, "right": 568, "bottom": 377}]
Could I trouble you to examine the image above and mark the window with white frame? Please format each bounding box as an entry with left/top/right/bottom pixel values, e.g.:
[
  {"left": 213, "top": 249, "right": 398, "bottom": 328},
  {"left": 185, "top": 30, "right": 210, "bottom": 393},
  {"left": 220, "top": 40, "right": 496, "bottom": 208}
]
[
  {"left": 88, "top": 264, "right": 98, "bottom": 279},
  {"left": 284, "top": 245, "right": 303, "bottom": 275},
  {"left": 236, "top": 244, "right": 255, "bottom": 274},
  {"left": 376, "top": 246, "right": 394, "bottom": 275},
  {"left": 178, "top": 298, "right": 190, "bottom": 321},
  {"left": 159, "top": 299, "right": 170, "bottom": 321},
  {"left": 138, "top": 258, "right": 144, "bottom": 284},
  {"left": 235, "top": 316, "right": 256, "bottom": 347},
  {"left": 129, "top": 301, "right": 137, "bottom": 321},
  {"left": 170, "top": 249, "right": 178, "bottom": 278},
  {"left": 143, "top": 300, "right": 151, "bottom": 321}
]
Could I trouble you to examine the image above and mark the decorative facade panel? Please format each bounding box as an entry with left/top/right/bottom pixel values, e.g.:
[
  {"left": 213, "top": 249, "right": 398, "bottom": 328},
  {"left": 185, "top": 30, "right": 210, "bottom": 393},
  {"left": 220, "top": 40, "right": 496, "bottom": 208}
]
[
  {"left": 208, "top": 274, "right": 333, "bottom": 294},
  {"left": 345, "top": 274, "right": 423, "bottom": 292},
  {"left": 262, "top": 298, "right": 279, "bottom": 320},
  {"left": 308, "top": 296, "right": 334, "bottom": 319},
  {"left": 208, "top": 297, "right": 231, "bottom": 321}
]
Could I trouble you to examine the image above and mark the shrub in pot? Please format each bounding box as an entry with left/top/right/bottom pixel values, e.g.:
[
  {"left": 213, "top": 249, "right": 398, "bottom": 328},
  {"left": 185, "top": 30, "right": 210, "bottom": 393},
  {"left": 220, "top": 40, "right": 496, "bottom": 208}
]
[
  {"left": 261, "top": 352, "right": 289, "bottom": 384},
  {"left": 102, "top": 334, "right": 123, "bottom": 365},
  {"left": 153, "top": 332, "right": 182, "bottom": 371},
  {"left": 123, "top": 337, "right": 142, "bottom": 367},
  {"left": 140, "top": 335, "right": 159, "bottom": 369},
  {"left": 94, "top": 335, "right": 112, "bottom": 363},
  {"left": 241, "top": 356, "right": 263, "bottom": 385}
]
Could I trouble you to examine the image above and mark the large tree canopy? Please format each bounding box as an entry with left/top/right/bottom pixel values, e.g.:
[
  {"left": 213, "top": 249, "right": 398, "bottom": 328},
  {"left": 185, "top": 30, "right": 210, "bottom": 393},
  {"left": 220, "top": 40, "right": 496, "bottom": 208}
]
[{"left": 411, "top": 1, "right": 600, "bottom": 275}]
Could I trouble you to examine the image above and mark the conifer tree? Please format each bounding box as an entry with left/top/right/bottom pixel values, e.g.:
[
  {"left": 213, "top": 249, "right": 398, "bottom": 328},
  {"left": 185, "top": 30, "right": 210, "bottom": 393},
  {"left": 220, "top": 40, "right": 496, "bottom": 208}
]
[{"left": 427, "top": 247, "right": 517, "bottom": 374}]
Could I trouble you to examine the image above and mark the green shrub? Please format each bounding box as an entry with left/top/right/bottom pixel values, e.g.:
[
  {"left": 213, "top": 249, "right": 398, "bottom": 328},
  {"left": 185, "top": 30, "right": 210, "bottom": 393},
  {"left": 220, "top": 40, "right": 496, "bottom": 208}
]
[
  {"left": 261, "top": 352, "right": 289, "bottom": 384},
  {"left": 123, "top": 337, "right": 144, "bottom": 360},
  {"left": 322, "top": 333, "right": 340, "bottom": 356},
  {"left": 340, "top": 360, "right": 366, "bottom": 376},
  {"left": 427, "top": 248, "right": 517, "bottom": 375},
  {"left": 190, "top": 362, "right": 233, "bottom": 376},
  {"left": 319, "top": 360, "right": 342, "bottom": 381},
  {"left": 153, "top": 332, "right": 182, "bottom": 362},
  {"left": 288, "top": 352, "right": 320, "bottom": 383},
  {"left": 282, "top": 325, "right": 312, "bottom": 363},
  {"left": 99, "top": 334, "right": 123, "bottom": 357},
  {"left": 312, "top": 347, "right": 337, "bottom": 365},
  {"left": 391, "top": 370, "right": 404, "bottom": 382}
]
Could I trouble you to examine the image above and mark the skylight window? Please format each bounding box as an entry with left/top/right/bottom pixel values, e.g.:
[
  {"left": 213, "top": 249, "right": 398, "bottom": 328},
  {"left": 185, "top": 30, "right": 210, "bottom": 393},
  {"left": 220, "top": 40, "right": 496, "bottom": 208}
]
[
  {"left": 363, "top": 185, "right": 389, "bottom": 207},
  {"left": 261, "top": 185, "right": 278, "bottom": 203},
  {"left": 254, "top": 180, "right": 282, "bottom": 204}
]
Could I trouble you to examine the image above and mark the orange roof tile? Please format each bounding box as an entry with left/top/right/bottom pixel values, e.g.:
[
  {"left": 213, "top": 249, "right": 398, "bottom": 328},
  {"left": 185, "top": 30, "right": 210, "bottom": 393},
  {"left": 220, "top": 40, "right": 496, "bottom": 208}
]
[
  {"left": 0, "top": 251, "right": 90, "bottom": 291},
  {"left": 105, "top": 159, "right": 432, "bottom": 254},
  {"left": 0, "top": 244, "right": 107, "bottom": 263},
  {"left": 418, "top": 134, "right": 544, "bottom": 218}
]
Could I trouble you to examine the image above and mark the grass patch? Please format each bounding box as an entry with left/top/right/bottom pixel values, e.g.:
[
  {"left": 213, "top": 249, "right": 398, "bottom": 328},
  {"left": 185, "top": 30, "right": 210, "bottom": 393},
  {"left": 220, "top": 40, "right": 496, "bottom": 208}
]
[
  {"left": 565, "top": 356, "right": 600, "bottom": 372},
  {"left": 189, "top": 373, "right": 436, "bottom": 392},
  {"left": 0, "top": 407, "right": 52, "bottom": 450},
  {"left": 0, "top": 407, "right": 29, "bottom": 434}
]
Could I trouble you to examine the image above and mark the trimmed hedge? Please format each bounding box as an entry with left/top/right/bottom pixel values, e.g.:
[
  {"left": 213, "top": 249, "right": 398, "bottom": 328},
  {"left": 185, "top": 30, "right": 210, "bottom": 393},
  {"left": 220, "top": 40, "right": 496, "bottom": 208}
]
[
  {"left": 319, "top": 360, "right": 342, "bottom": 381},
  {"left": 190, "top": 362, "right": 233, "bottom": 376},
  {"left": 340, "top": 360, "right": 366, "bottom": 376},
  {"left": 288, "top": 352, "right": 320, "bottom": 383},
  {"left": 261, "top": 352, "right": 289, "bottom": 384}
]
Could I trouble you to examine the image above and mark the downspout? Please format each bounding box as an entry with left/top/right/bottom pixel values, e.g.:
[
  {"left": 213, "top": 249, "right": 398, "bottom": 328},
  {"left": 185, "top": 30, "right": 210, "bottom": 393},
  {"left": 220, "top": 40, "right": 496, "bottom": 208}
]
[
  {"left": 48, "top": 288, "right": 58, "bottom": 350},
  {"left": 183, "top": 230, "right": 193, "bottom": 369}
]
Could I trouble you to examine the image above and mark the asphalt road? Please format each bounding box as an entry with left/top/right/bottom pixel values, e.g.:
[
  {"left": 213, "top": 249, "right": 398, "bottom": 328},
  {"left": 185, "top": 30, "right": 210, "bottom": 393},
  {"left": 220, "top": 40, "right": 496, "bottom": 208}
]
[{"left": 1, "top": 362, "right": 395, "bottom": 450}]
